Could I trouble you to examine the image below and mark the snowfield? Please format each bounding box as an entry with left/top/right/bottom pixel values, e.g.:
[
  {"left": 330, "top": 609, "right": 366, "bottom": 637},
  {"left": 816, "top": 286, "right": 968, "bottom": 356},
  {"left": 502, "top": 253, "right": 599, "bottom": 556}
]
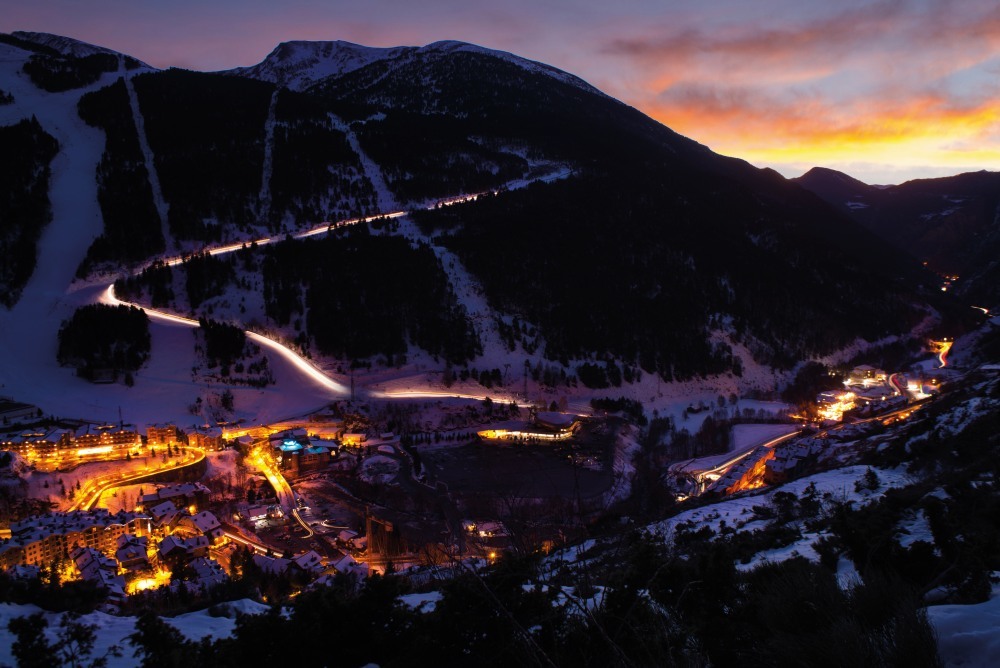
[
  {"left": 929, "top": 583, "right": 1000, "bottom": 668},
  {"left": 0, "top": 599, "right": 269, "bottom": 667},
  {"left": 650, "top": 465, "right": 916, "bottom": 541}
]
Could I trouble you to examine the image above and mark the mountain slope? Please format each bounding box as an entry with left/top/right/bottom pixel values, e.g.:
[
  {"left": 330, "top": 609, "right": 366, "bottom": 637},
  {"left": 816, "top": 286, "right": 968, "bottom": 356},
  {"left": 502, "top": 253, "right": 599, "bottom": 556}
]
[
  {"left": 224, "top": 39, "right": 602, "bottom": 96},
  {"left": 0, "top": 31, "right": 936, "bottom": 392},
  {"left": 793, "top": 166, "right": 878, "bottom": 216}
]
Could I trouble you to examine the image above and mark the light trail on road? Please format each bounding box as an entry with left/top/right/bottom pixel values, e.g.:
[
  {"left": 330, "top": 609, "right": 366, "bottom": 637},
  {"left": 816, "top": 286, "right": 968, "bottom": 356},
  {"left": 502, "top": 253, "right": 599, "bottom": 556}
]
[
  {"left": 69, "top": 447, "right": 206, "bottom": 511},
  {"left": 103, "top": 284, "right": 349, "bottom": 396},
  {"left": 98, "top": 167, "right": 570, "bottom": 405},
  {"left": 694, "top": 430, "right": 801, "bottom": 484},
  {"left": 937, "top": 340, "right": 953, "bottom": 368},
  {"left": 222, "top": 530, "right": 270, "bottom": 555},
  {"left": 370, "top": 388, "right": 530, "bottom": 406}
]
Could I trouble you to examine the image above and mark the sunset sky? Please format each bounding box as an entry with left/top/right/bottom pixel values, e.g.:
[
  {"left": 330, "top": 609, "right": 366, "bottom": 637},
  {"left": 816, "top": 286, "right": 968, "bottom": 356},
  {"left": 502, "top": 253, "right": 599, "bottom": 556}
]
[{"left": 5, "top": 0, "right": 1000, "bottom": 184}]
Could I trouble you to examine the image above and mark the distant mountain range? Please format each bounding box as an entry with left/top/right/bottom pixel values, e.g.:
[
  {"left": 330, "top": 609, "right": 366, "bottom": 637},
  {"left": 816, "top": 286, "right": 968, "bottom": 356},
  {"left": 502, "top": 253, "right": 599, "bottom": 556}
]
[
  {"left": 795, "top": 167, "right": 1000, "bottom": 303},
  {"left": 0, "top": 30, "right": 965, "bottom": 384}
]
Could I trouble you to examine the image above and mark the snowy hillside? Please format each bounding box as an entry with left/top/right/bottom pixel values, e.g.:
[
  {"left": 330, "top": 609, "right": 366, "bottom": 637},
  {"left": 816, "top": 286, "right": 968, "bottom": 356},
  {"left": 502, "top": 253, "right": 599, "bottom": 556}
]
[
  {"left": 225, "top": 40, "right": 410, "bottom": 91},
  {"left": 224, "top": 38, "right": 602, "bottom": 95},
  {"left": 0, "top": 600, "right": 268, "bottom": 668},
  {"left": 10, "top": 31, "right": 139, "bottom": 61},
  {"left": 0, "top": 29, "right": 940, "bottom": 434}
]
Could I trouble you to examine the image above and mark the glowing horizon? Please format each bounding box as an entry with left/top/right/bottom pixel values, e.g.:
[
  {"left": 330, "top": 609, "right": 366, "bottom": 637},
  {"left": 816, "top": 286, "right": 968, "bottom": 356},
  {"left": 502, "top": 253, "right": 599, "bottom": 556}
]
[{"left": 5, "top": 0, "right": 1000, "bottom": 184}]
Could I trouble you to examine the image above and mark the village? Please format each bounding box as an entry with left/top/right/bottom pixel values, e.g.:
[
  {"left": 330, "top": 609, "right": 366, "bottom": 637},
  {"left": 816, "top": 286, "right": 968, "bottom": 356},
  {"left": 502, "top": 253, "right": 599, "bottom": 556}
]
[
  {"left": 0, "top": 395, "right": 623, "bottom": 612},
  {"left": 669, "top": 362, "right": 948, "bottom": 499},
  {"left": 0, "top": 339, "right": 961, "bottom": 615}
]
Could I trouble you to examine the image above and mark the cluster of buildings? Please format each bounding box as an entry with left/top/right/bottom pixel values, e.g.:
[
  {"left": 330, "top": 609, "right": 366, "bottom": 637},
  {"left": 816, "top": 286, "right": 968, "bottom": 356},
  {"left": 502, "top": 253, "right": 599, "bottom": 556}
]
[
  {"left": 0, "top": 483, "right": 233, "bottom": 609},
  {"left": 0, "top": 424, "right": 142, "bottom": 469},
  {"left": 0, "top": 509, "right": 150, "bottom": 571},
  {"left": 763, "top": 437, "right": 828, "bottom": 485},
  {"left": 814, "top": 366, "right": 911, "bottom": 423},
  {"left": 148, "top": 423, "right": 225, "bottom": 451},
  {"left": 137, "top": 482, "right": 210, "bottom": 514},
  {"left": 266, "top": 423, "right": 391, "bottom": 477},
  {"left": 269, "top": 428, "right": 340, "bottom": 477},
  {"left": 0, "top": 419, "right": 230, "bottom": 473}
]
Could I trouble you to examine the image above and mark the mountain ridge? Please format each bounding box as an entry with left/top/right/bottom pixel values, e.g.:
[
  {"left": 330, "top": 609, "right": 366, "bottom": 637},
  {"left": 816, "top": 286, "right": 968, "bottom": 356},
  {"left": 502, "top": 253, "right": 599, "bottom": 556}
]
[
  {"left": 223, "top": 38, "right": 604, "bottom": 96},
  {"left": 11, "top": 30, "right": 152, "bottom": 68},
  {"left": 0, "top": 29, "right": 940, "bottom": 394},
  {"left": 795, "top": 166, "right": 1000, "bottom": 302}
]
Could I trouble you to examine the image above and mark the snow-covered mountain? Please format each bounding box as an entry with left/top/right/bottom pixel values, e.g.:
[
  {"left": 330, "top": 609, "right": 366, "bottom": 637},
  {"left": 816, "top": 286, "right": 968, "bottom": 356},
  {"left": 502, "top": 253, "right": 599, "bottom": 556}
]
[
  {"left": 10, "top": 30, "right": 151, "bottom": 67},
  {"left": 223, "top": 38, "right": 603, "bottom": 95},
  {"left": 0, "top": 29, "right": 938, "bottom": 428},
  {"left": 224, "top": 40, "right": 409, "bottom": 91}
]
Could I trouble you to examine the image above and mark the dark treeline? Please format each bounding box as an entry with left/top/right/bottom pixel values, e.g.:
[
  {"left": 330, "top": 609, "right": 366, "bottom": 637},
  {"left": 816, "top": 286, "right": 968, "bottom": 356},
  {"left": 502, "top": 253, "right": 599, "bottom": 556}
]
[
  {"left": 269, "top": 89, "right": 376, "bottom": 225},
  {"left": 114, "top": 261, "right": 174, "bottom": 308},
  {"left": 414, "top": 168, "right": 923, "bottom": 380},
  {"left": 0, "top": 118, "right": 58, "bottom": 308},
  {"left": 576, "top": 360, "right": 643, "bottom": 389},
  {"left": 115, "top": 246, "right": 235, "bottom": 311},
  {"left": 21, "top": 52, "right": 119, "bottom": 92},
  {"left": 56, "top": 304, "right": 150, "bottom": 381},
  {"left": 198, "top": 317, "right": 246, "bottom": 368},
  {"left": 183, "top": 252, "right": 234, "bottom": 309},
  {"left": 0, "top": 87, "right": 12, "bottom": 104},
  {"left": 77, "top": 78, "right": 164, "bottom": 275},
  {"left": 354, "top": 112, "right": 529, "bottom": 203},
  {"left": 84, "top": 540, "right": 939, "bottom": 668},
  {"left": 132, "top": 70, "right": 273, "bottom": 241},
  {"left": 120, "top": 227, "right": 480, "bottom": 364},
  {"left": 317, "top": 50, "right": 700, "bottom": 202},
  {"left": 262, "top": 227, "right": 481, "bottom": 364},
  {"left": 0, "top": 33, "right": 62, "bottom": 57}
]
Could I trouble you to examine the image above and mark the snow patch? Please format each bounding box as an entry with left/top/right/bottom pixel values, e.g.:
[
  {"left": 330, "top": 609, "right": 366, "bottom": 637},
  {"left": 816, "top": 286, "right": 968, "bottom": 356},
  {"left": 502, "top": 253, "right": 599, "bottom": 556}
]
[{"left": 929, "top": 583, "right": 1000, "bottom": 668}]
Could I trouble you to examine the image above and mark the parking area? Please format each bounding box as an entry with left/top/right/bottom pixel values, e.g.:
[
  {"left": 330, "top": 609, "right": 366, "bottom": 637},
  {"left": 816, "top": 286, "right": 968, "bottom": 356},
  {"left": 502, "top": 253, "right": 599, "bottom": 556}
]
[{"left": 421, "top": 438, "right": 613, "bottom": 499}]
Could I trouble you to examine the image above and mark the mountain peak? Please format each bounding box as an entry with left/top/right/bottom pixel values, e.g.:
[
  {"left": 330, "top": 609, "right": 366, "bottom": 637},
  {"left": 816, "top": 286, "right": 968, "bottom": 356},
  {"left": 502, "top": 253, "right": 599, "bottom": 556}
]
[
  {"left": 11, "top": 31, "right": 122, "bottom": 59},
  {"left": 225, "top": 38, "right": 601, "bottom": 95},
  {"left": 224, "top": 40, "right": 407, "bottom": 91},
  {"left": 795, "top": 166, "right": 871, "bottom": 189}
]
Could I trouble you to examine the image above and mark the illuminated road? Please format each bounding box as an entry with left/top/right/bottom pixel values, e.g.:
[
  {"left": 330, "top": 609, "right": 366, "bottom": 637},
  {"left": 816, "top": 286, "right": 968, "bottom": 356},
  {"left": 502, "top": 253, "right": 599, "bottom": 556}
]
[
  {"left": 221, "top": 529, "right": 271, "bottom": 555},
  {"left": 246, "top": 450, "right": 313, "bottom": 537},
  {"left": 937, "top": 340, "right": 953, "bottom": 368},
  {"left": 888, "top": 373, "right": 910, "bottom": 398},
  {"left": 693, "top": 430, "right": 801, "bottom": 485},
  {"left": 102, "top": 284, "right": 349, "bottom": 396},
  {"left": 70, "top": 446, "right": 206, "bottom": 511},
  {"left": 97, "top": 168, "right": 569, "bottom": 405}
]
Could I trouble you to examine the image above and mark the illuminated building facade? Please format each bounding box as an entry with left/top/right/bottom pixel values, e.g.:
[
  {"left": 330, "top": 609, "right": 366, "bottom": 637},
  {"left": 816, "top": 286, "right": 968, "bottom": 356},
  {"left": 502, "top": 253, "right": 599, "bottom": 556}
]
[
  {"left": 0, "top": 510, "right": 150, "bottom": 569},
  {"left": 146, "top": 423, "right": 178, "bottom": 446}
]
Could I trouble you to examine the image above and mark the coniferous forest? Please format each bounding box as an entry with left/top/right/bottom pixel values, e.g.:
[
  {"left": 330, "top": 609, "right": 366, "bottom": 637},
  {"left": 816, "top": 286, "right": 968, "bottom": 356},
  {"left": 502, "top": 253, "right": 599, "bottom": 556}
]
[
  {"left": 0, "top": 117, "right": 58, "bottom": 308},
  {"left": 77, "top": 78, "right": 164, "bottom": 274},
  {"left": 56, "top": 304, "right": 151, "bottom": 381}
]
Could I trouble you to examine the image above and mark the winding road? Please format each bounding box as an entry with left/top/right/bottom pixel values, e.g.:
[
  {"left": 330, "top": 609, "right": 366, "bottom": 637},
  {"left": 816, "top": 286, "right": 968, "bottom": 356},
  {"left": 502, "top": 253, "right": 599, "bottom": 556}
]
[
  {"left": 69, "top": 446, "right": 206, "bottom": 511},
  {"left": 98, "top": 172, "right": 568, "bottom": 406}
]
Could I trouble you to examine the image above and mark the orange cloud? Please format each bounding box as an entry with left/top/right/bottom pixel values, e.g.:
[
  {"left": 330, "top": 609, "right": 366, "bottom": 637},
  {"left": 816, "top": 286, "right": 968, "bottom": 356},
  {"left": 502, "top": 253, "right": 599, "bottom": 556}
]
[
  {"left": 641, "top": 87, "right": 1000, "bottom": 180},
  {"left": 597, "top": 3, "right": 1000, "bottom": 181}
]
